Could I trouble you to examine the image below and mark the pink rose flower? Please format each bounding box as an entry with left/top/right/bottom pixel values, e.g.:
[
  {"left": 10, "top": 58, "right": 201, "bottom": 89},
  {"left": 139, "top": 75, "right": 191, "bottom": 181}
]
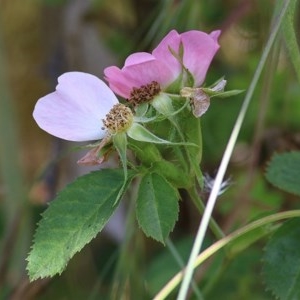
[
  {"left": 33, "top": 72, "right": 119, "bottom": 142},
  {"left": 33, "top": 71, "right": 172, "bottom": 147},
  {"left": 104, "top": 29, "right": 221, "bottom": 99}
]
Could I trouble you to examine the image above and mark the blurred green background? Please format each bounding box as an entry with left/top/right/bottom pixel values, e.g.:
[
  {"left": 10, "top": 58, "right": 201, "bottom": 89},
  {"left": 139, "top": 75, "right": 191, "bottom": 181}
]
[{"left": 0, "top": 0, "right": 299, "bottom": 299}]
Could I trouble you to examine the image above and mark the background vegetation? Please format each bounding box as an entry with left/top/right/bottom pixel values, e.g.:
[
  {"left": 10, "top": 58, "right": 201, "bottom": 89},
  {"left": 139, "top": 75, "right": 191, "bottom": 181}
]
[{"left": 0, "top": 0, "right": 299, "bottom": 299}]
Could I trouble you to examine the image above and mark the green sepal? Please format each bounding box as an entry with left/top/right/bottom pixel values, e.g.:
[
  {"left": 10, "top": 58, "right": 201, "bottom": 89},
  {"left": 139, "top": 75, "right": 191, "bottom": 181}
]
[
  {"left": 207, "top": 76, "right": 226, "bottom": 88},
  {"left": 134, "top": 103, "right": 149, "bottom": 117},
  {"left": 151, "top": 160, "right": 192, "bottom": 188},
  {"left": 127, "top": 123, "right": 198, "bottom": 147},
  {"left": 202, "top": 88, "right": 244, "bottom": 98},
  {"left": 184, "top": 68, "right": 195, "bottom": 88},
  {"left": 177, "top": 108, "right": 204, "bottom": 188},
  {"left": 152, "top": 94, "right": 189, "bottom": 120},
  {"left": 133, "top": 116, "right": 158, "bottom": 123},
  {"left": 127, "top": 123, "right": 171, "bottom": 144},
  {"left": 128, "top": 140, "right": 191, "bottom": 188},
  {"left": 165, "top": 74, "right": 184, "bottom": 94},
  {"left": 129, "top": 140, "right": 162, "bottom": 166},
  {"left": 152, "top": 93, "right": 174, "bottom": 116},
  {"left": 168, "top": 43, "right": 194, "bottom": 87},
  {"left": 202, "top": 77, "right": 244, "bottom": 98}
]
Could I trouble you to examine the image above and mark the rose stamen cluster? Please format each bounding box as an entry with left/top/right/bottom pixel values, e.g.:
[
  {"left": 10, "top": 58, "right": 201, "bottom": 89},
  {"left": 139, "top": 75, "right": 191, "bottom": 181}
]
[
  {"left": 128, "top": 81, "right": 161, "bottom": 106},
  {"left": 103, "top": 103, "right": 133, "bottom": 135}
]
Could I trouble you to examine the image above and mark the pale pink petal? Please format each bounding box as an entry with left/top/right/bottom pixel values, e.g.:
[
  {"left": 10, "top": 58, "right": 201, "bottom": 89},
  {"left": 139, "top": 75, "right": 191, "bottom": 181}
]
[
  {"left": 122, "top": 59, "right": 177, "bottom": 89},
  {"left": 124, "top": 52, "right": 155, "bottom": 66},
  {"left": 104, "top": 66, "right": 131, "bottom": 98},
  {"left": 33, "top": 72, "right": 118, "bottom": 142},
  {"left": 105, "top": 59, "right": 176, "bottom": 98},
  {"left": 181, "top": 30, "right": 220, "bottom": 87},
  {"left": 105, "top": 29, "right": 221, "bottom": 96},
  {"left": 209, "top": 30, "right": 221, "bottom": 41},
  {"left": 152, "top": 30, "right": 182, "bottom": 78}
]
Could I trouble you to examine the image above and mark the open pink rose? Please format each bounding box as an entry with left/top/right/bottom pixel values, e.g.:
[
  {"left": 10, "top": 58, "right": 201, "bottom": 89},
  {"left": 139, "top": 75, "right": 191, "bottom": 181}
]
[
  {"left": 104, "top": 29, "right": 221, "bottom": 99},
  {"left": 33, "top": 72, "right": 174, "bottom": 164},
  {"left": 33, "top": 72, "right": 119, "bottom": 142}
]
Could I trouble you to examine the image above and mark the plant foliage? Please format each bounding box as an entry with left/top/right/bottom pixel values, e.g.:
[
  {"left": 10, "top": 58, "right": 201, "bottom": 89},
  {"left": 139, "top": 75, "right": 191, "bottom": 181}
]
[
  {"left": 27, "top": 169, "right": 134, "bottom": 280},
  {"left": 265, "top": 152, "right": 300, "bottom": 196},
  {"left": 262, "top": 218, "right": 300, "bottom": 299}
]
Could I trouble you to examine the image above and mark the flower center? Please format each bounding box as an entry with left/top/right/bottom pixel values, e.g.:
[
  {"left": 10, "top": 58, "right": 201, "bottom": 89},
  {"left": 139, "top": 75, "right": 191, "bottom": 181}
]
[
  {"left": 103, "top": 103, "right": 133, "bottom": 134},
  {"left": 128, "top": 81, "right": 161, "bottom": 106}
]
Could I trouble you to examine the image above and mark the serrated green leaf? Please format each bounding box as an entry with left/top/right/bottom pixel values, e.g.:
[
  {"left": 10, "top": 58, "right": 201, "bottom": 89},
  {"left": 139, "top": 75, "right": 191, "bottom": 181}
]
[
  {"left": 136, "top": 173, "right": 179, "bottom": 243},
  {"left": 27, "top": 169, "right": 134, "bottom": 281},
  {"left": 265, "top": 152, "right": 300, "bottom": 196},
  {"left": 262, "top": 218, "right": 300, "bottom": 299}
]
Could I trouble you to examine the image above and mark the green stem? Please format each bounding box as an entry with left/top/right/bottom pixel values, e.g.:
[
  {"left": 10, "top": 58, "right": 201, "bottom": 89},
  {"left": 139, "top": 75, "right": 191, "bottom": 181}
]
[
  {"left": 164, "top": 93, "right": 183, "bottom": 98},
  {"left": 168, "top": 115, "right": 204, "bottom": 188},
  {"left": 169, "top": 107, "right": 224, "bottom": 238},
  {"left": 154, "top": 210, "right": 300, "bottom": 300},
  {"left": 111, "top": 191, "right": 145, "bottom": 299}
]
